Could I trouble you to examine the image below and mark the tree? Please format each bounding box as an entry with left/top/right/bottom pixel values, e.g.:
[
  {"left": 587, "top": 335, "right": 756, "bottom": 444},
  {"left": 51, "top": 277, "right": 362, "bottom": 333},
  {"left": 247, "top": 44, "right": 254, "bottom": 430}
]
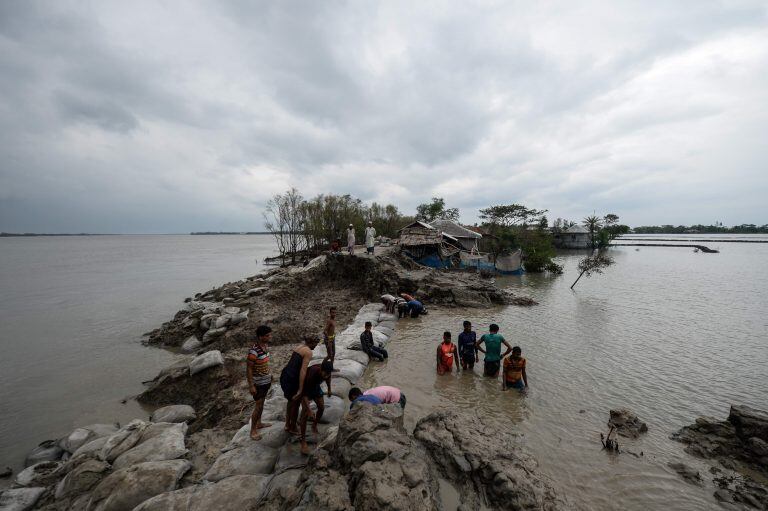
[
  {"left": 479, "top": 204, "right": 547, "bottom": 229},
  {"left": 582, "top": 215, "right": 603, "bottom": 249},
  {"left": 570, "top": 252, "right": 614, "bottom": 289},
  {"left": 603, "top": 213, "right": 619, "bottom": 226},
  {"left": 263, "top": 188, "right": 305, "bottom": 264},
  {"left": 416, "top": 197, "right": 459, "bottom": 223}
]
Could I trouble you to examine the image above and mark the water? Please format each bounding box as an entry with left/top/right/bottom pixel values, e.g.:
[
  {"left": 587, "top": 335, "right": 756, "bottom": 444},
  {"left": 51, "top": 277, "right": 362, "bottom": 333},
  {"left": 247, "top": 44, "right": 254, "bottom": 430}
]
[
  {"left": 0, "top": 235, "right": 277, "bottom": 480},
  {"left": 362, "top": 241, "right": 768, "bottom": 510},
  {"left": 1, "top": 235, "right": 766, "bottom": 509}
]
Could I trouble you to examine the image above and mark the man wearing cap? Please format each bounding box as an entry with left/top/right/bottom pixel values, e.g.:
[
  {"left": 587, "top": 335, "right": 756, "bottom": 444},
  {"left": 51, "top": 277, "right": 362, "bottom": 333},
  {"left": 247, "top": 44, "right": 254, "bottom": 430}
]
[{"left": 365, "top": 221, "right": 376, "bottom": 255}]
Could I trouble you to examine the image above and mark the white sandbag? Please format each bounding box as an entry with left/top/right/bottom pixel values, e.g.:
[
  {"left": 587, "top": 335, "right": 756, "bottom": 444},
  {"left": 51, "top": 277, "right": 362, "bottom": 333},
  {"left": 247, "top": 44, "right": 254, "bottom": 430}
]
[
  {"left": 86, "top": 460, "right": 191, "bottom": 511},
  {"left": 24, "top": 440, "right": 63, "bottom": 467},
  {"left": 60, "top": 424, "right": 119, "bottom": 454},
  {"left": 132, "top": 475, "right": 271, "bottom": 511},
  {"left": 54, "top": 459, "right": 110, "bottom": 500},
  {"left": 112, "top": 423, "right": 188, "bottom": 470},
  {"left": 203, "top": 443, "right": 278, "bottom": 482},
  {"left": 100, "top": 420, "right": 148, "bottom": 462},
  {"left": 223, "top": 422, "right": 288, "bottom": 452},
  {"left": 0, "top": 487, "right": 46, "bottom": 511},
  {"left": 309, "top": 395, "right": 346, "bottom": 425},
  {"left": 189, "top": 350, "right": 224, "bottom": 376},
  {"left": 150, "top": 405, "right": 196, "bottom": 424}
]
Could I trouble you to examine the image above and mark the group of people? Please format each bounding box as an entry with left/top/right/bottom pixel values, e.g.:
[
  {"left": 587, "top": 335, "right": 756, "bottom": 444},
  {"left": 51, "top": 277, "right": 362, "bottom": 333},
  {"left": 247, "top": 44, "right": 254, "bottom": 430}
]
[
  {"left": 330, "top": 221, "right": 377, "bottom": 256},
  {"left": 435, "top": 321, "right": 528, "bottom": 391},
  {"left": 381, "top": 292, "right": 427, "bottom": 318}
]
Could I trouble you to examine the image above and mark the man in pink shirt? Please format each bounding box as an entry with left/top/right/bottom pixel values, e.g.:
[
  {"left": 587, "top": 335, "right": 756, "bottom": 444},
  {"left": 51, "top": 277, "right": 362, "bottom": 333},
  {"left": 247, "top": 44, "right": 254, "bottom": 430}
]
[{"left": 349, "top": 385, "right": 406, "bottom": 409}]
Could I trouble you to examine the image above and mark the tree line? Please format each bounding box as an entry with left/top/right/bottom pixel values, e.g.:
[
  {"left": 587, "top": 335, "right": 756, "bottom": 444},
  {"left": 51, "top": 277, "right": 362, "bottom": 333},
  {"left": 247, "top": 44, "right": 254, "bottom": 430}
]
[{"left": 632, "top": 223, "right": 768, "bottom": 234}]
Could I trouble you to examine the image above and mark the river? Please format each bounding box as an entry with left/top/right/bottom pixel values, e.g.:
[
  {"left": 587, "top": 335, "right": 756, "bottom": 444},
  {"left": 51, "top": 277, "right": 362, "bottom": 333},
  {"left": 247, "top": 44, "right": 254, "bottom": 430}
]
[
  {"left": 1, "top": 235, "right": 766, "bottom": 509},
  {"left": 361, "top": 240, "right": 768, "bottom": 510},
  {"left": 0, "top": 234, "right": 277, "bottom": 484}
]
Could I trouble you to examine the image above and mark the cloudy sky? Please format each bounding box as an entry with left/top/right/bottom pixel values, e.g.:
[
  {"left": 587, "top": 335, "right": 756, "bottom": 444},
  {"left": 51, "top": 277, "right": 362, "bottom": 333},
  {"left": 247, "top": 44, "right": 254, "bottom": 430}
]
[{"left": 1, "top": 1, "right": 766, "bottom": 233}]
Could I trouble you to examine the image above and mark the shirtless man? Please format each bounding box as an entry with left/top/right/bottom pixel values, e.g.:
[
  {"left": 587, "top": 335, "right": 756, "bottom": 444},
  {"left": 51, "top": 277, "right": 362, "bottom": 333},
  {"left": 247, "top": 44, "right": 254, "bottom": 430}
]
[
  {"left": 323, "top": 307, "right": 337, "bottom": 394},
  {"left": 298, "top": 360, "right": 333, "bottom": 454},
  {"left": 279, "top": 334, "right": 320, "bottom": 435}
]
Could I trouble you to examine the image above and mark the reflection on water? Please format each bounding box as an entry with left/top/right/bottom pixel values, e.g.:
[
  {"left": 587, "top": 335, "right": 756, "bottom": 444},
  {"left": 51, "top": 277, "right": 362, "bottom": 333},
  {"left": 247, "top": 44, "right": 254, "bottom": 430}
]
[{"left": 362, "top": 243, "right": 768, "bottom": 511}]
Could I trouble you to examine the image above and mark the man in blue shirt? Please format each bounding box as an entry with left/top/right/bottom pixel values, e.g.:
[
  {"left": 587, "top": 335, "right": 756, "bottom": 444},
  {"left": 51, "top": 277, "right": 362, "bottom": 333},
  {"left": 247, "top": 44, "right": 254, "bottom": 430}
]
[
  {"left": 348, "top": 387, "right": 382, "bottom": 408},
  {"left": 457, "top": 320, "right": 478, "bottom": 370}
]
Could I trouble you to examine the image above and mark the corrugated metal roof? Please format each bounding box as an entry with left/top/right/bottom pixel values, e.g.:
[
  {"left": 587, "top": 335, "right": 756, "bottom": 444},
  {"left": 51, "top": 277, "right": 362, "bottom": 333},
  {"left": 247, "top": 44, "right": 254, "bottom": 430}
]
[
  {"left": 565, "top": 224, "right": 589, "bottom": 234},
  {"left": 430, "top": 219, "right": 482, "bottom": 239}
]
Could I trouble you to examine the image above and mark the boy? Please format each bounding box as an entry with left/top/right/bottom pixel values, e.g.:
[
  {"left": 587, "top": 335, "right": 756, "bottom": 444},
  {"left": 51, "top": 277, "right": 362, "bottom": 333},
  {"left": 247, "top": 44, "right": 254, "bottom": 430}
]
[
  {"left": 323, "top": 306, "right": 337, "bottom": 363},
  {"left": 279, "top": 334, "right": 320, "bottom": 435},
  {"left": 476, "top": 323, "right": 512, "bottom": 377},
  {"left": 298, "top": 360, "right": 334, "bottom": 454},
  {"left": 502, "top": 347, "right": 528, "bottom": 391},
  {"left": 436, "top": 331, "right": 459, "bottom": 375},
  {"left": 457, "top": 320, "right": 478, "bottom": 370},
  {"left": 246, "top": 325, "right": 273, "bottom": 441},
  {"left": 360, "top": 321, "right": 388, "bottom": 361}
]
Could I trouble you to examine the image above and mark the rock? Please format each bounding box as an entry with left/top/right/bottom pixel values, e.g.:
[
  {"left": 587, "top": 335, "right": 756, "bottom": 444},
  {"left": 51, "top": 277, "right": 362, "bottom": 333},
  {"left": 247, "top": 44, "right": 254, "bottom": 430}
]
[
  {"left": 222, "top": 297, "right": 235, "bottom": 304},
  {"left": 101, "top": 420, "right": 149, "bottom": 462},
  {"left": 203, "top": 443, "right": 278, "bottom": 482},
  {"left": 180, "top": 336, "right": 202, "bottom": 353},
  {"left": 747, "top": 436, "right": 768, "bottom": 457},
  {"left": 668, "top": 462, "right": 702, "bottom": 485},
  {"left": 414, "top": 410, "right": 568, "bottom": 510},
  {"left": 608, "top": 408, "right": 648, "bottom": 438},
  {"left": 14, "top": 461, "right": 62, "bottom": 487},
  {"left": 85, "top": 460, "right": 190, "bottom": 511},
  {"left": 54, "top": 459, "right": 110, "bottom": 500},
  {"left": 60, "top": 424, "right": 119, "bottom": 454},
  {"left": 729, "top": 405, "right": 768, "bottom": 442},
  {"left": 150, "top": 405, "right": 196, "bottom": 424},
  {"left": 132, "top": 475, "right": 271, "bottom": 511},
  {"left": 223, "top": 422, "right": 288, "bottom": 452},
  {"left": 112, "top": 423, "right": 188, "bottom": 470},
  {"left": 0, "top": 466, "right": 11, "bottom": 478},
  {"left": 0, "top": 487, "right": 46, "bottom": 511},
  {"left": 24, "top": 440, "right": 64, "bottom": 467},
  {"left": 189, "top": 350, "right": 224, "bottom": 376},
  {"left": 229, "top": 311, "right": 248, "bottom": 326}
]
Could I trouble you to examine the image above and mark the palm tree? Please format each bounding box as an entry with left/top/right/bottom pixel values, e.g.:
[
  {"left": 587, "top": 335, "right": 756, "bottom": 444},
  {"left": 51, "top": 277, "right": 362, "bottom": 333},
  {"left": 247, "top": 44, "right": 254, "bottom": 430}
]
[{"left": 582, "top": 215, "right": 602, "bottom": 249}]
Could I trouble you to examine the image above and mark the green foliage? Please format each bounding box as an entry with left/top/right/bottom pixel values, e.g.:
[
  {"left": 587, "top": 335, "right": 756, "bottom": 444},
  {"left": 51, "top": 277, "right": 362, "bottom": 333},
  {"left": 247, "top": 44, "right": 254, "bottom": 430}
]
[
  {"left": 633, "top": 223, "right": 768, "bottom": 234},
  {"left": 582, "top": 215, "right": 603, "bottom": 249},
  {"left": 415, "top": 197, "right": 459, "bottom": 223},
  {"left": 571, "top": 251, "right": 614, "bottom": 289},
  {"left": 479, "top": 204, "right": 547, "bottom": 228}
]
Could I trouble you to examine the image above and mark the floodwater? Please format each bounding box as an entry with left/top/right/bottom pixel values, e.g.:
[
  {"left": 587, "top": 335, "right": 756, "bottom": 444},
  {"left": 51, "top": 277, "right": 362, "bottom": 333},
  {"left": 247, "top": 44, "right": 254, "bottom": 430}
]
[
  {"left": 0, "top": 234, "right": 277, "bottom": 482},
  {"left": 362, "top": 240, "right": 768, "bottom": 510}
]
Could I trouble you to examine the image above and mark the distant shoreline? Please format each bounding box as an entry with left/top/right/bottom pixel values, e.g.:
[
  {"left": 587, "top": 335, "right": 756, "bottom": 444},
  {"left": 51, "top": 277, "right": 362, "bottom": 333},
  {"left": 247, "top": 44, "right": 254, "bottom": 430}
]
[{"left": 0, "top": 232, "right": 271, "bottom": 237}]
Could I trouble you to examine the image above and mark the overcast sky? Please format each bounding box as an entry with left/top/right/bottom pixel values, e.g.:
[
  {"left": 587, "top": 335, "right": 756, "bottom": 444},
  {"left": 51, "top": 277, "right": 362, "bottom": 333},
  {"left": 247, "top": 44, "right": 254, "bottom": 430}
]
[{"left": 1, "top": 1, "right": 766, "bottom": 233}]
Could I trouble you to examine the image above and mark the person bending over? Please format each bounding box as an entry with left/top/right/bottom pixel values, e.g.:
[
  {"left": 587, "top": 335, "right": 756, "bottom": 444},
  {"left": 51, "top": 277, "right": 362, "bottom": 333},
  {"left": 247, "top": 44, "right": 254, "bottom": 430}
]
[
  {"left": 348, "top": 388, "right": 383, "bottom": 409},
  {"left": 279, "top": 334, "right": 320, "bottom": 435},
  {"left": 246, "top": 325, "right": 273, "bottom": 441},
  {"left": 476, "top": 323, "right": 512, "bottom": 378},
  {"left": 298, "top": 360, "right": 333, "bottom": 454},
  {"left": 503, "top": 346, "right": 528, "bottom": 391},
  {"left": 360, "top": 321, "right": 388, "bottom": 361},
  {"left": 436, "top": 331, "right": 459, "bottom": 375},
  {"left": 351, "top": 385, "right": 406, "bottom": 409}
]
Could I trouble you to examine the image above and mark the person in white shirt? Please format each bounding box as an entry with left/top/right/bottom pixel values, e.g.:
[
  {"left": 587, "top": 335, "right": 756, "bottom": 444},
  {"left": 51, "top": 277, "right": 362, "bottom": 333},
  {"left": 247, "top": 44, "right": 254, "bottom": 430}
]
[
  {"left": 346, "top": 224, "right": 355, "bottom": 255},
  {"left": 365, "top": 221, "right": 376, "bottom": 255}
]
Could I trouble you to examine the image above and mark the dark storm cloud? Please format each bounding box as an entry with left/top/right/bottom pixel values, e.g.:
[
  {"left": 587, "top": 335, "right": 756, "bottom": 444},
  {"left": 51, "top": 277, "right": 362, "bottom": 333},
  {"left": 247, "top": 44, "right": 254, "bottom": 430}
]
[{"left": 0, "top": 0, "right": 767, "bottom": 233}]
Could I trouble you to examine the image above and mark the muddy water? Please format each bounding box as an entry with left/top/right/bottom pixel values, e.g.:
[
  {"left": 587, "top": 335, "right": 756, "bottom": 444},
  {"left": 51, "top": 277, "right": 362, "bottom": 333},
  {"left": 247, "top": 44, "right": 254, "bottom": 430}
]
[{"left": 362, "top": 243, "right": 768, "bottom": 511}]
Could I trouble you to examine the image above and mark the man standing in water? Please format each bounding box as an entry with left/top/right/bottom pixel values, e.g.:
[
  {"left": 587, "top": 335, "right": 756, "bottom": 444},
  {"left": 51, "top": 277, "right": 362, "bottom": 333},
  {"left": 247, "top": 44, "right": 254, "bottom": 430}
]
[
  {"left": 365, "top": 221, "right": 376, "bottom": 255},
  {"left": 476, "top": 323, "right": 512, "bottom": 377},
  {"left": 347, "top": 224, "right": 356, "bottom": 255},
  {"left": 457, "top": 320, "right": 478, "bottom": 371},
  {"left": 279, "top": 334, "right": 320, "bottom": 435},
  {"left": 502, "top": 346, "right": 528, "bottom": 391},
  {"left": 247, "top": 325, "right": 273, "bottom": 441},
  {"left": 436, "top": 331, "right": 459, "bottom": 375},
  {"left": 298, "top": 360, "right": 333, "bottom": 454}
]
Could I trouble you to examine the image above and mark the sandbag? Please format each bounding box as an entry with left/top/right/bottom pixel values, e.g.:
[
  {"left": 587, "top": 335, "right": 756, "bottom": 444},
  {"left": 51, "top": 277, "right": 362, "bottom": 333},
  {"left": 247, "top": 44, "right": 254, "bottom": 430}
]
[
  {"left": 100, "top": 420, "right": 148, "bottom": 462},
  {"left": 132, "top": 475, "right": 270, "bottom": 511},
  {"left": 24, "top": 440, "right": 64, "bottom": 467},
  {"left": 0, "top": 487, "right": 46, "bottom": 511},
  {"left": 86, "top": 460, "right": 191, "bottom": 511},
  {"left": 223, "top": 422, "right": 288, "bottom": 452},
  {"left": 54, "top": 459, "right": 110, "bottom": 500},
  {"left": 203, "top": 443, "right": 278, "bottom": 482},
  {"left": 112, "top": 423, "right": 187, "bottom": 470},
  {"left": 189, "top": 350, "right": 224, "bottom": 376},
  {"left": 150, "top": 405, "right": 196, "bottom": 424}
]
